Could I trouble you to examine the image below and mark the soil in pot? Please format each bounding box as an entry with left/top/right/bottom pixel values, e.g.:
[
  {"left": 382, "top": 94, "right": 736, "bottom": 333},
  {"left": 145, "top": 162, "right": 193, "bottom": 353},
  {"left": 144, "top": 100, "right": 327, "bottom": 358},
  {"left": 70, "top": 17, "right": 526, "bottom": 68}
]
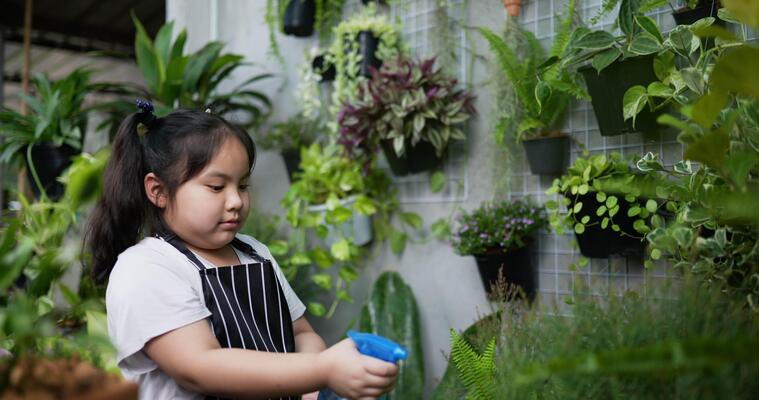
[
  {"left": 522, "top": 134, "right": 571, "bottom": 175},
  {"left": 580, "top": 55, "right": 663, "bottom": 137},
  {"left": 357, "top": 31, "right": 382, "bottom": 77},
  {"left": 474, "top": 245, "right": 536, "bottom": 301},
  {"left": 312, "top": 54, "right": 336, "bottom": 82},
  {"left": 380, "top": 140, "right": 444, "bottom": 176},
  {"left": 568, "top": 192, "right": 646, "bottom": 258},
  {"left": 281, "top": 149, "right": 302, "bottom": 182},
  {"left": 0, "top": 355, "right": 138, "bottom": 400},
  {"left": 283, "top": 0, "right": 316, "bottom": 37},
  {"left": 27, "top": 143, "right": 79, "bottom": 201}
]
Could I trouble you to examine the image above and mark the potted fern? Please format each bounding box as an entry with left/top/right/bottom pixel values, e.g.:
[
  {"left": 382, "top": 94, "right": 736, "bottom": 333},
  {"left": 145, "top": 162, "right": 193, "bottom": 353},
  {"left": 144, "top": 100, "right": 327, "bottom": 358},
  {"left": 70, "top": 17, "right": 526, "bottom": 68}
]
[
  {"left": 338, "top": 57, "right": 476, "bottom": 176},
  {"left": 451, "top": 200, "right": 547, "bottom": 299},
  {"left": 478, "top": 0, "right": 585, "bottom": 175}
]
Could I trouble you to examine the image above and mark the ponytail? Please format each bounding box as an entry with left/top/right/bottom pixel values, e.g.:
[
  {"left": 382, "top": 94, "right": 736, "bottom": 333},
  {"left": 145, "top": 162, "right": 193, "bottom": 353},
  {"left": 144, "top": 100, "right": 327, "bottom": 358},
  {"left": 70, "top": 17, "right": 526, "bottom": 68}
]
[{"left": 86, "top": 112, "right": 151, "bottom": 283}]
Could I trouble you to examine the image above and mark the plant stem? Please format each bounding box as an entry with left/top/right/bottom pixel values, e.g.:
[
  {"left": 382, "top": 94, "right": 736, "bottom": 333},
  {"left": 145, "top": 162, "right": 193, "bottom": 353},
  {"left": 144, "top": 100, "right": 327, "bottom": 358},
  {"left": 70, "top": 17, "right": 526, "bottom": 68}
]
[{"left": 26, "top": 144, "right": 48, "bottom": 200}]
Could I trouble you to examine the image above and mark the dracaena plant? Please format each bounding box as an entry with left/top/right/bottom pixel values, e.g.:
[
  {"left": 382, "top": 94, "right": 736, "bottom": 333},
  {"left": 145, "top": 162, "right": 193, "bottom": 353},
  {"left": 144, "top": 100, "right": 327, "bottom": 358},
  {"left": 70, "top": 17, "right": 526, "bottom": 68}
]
[
  {"left": 337, "top": 57, "right": 476, "bottom": 167},
  {"left": 477, "top": 0, "right": 587, "bottom": 143}
]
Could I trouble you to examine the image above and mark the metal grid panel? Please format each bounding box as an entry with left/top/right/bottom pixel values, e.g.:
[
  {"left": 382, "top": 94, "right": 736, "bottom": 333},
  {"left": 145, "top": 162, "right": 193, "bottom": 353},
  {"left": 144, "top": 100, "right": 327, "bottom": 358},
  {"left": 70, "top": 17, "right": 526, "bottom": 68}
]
[
  {"left": 344, "top": 0, "right": 470, "bottom": 203},
  {"left": 511, "top": 0, "right": 696, "bottom": 307}
]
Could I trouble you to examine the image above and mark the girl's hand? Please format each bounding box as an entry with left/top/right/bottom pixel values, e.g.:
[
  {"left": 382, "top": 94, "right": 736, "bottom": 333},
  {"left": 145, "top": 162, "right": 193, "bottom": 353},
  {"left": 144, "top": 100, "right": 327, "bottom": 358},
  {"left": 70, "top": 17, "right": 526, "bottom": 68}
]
[
  {"left": 301, "top": 391, "right": 319, "bottom": 400},
  {"left": 319, "top": 338, "right": 398, "bottom": 400}
]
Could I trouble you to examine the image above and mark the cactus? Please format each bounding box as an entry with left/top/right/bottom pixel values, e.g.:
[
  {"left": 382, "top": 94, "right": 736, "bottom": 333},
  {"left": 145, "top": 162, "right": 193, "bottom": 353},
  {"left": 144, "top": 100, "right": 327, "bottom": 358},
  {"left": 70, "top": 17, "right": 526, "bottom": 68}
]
[{"left": 359, "top": 271, "right": 424, "bottom": 399}]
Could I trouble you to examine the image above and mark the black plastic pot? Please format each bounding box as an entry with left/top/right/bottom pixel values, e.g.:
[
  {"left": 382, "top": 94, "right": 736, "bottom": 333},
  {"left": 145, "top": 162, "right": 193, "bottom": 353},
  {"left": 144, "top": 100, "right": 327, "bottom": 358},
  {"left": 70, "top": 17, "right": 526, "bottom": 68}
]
[
  {"left": 568, "top": 192, "right": 646, "bottom": 258},
  {"left": 357, "top": 31, "right": 382, "bottom": 77},
  {"left": 380, "top": 140, "right": 443, "bottom": 176},
  {"left": 281, "top": 149, "right": 302, "bottom": 182},
  {"left": 312, "top": 54, "right": 336, "bottom": 82},
  {"left": 26, "top": 143, "right": 78, "bottom": 201},
  {"left": 580, "top": 55, "right": 662, "bottom": 136},
  {"left": 283, "top": 0, "right": 315, "bottom": 37},
  {"left": 672, "top": 1, "right": 723, "bottom": 26},
  {"left": 522, "top": 135, "right": 571, "bottom": 175},
  {"left": 474, "top": 245, "right": 536, "bottom": 300}
]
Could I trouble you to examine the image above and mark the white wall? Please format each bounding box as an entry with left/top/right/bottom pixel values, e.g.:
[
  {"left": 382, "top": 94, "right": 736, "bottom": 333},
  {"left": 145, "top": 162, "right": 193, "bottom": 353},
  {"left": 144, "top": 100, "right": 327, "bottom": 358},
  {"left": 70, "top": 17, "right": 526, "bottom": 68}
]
[{"left": 166, "top": 1, "right": 503, "bottom": 396}]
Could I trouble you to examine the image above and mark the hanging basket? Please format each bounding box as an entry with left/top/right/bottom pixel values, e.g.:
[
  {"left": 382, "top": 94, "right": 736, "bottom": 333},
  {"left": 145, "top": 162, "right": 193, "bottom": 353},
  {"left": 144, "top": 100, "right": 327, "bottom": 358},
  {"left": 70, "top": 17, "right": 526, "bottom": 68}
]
[
  {"left": 283, "top": 0, "right": 316, "bottom": 37},
  {"left": 473, "top": 244, "right": 536, "bottom": 300},
  {"left": 503, "top": 0, "right": 522, "bottom": 17}
]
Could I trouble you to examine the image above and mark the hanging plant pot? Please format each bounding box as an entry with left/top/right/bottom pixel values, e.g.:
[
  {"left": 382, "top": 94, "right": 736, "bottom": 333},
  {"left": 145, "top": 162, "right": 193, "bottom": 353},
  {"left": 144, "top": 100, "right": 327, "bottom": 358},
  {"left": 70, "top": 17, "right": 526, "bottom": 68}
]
[
  {"left": 26, "top": 143, "right": 78, "bottom": 201},
  {"left": 503, "top": 0, "right": 523, "bottom": 16},
  {"left": 522, "top": 135, "right": 571, "bottom": 175},
  {"left": 357, "top": 31, "right": 382, "bottom": 78},
  {"left": 307, "top": 196, "right": 373, "bottom": 247},
  {"left": 380, "top": 140, "right": 444, "bottom": 176},
  {"left": 580, "top": 55, "right": 663, "bottom": 136},
  {"left": 280, "top": 148, "right": 302, "bottom": 182},
  {"left": 672, "top": 1, "right": 723, "bottom": 26},
  {"left": 283, "top": 0, "right": 316, "bottom": 37},
  {"left": 473, "top": 244, "right": 535, "bottom": 300},
  {"left": 567, "top": 192, "right": 646, "bottom": 258},
  {"left": 312, "top": 54, "right": 336, "bottom": 82}
]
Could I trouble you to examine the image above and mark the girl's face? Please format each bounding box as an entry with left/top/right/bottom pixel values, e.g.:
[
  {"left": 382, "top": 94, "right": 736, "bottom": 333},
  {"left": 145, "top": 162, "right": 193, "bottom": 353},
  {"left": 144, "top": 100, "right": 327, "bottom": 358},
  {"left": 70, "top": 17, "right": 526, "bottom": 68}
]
[{"left": 163, "top": 136, "right": 251, "bottom": 251}]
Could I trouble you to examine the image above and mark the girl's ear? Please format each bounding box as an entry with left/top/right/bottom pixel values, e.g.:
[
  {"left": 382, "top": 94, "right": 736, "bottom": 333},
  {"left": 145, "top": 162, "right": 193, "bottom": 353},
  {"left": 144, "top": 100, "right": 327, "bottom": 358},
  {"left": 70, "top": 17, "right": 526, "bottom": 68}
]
[{"left": 144, "top": 172, "right": 168, "bottom": 208}]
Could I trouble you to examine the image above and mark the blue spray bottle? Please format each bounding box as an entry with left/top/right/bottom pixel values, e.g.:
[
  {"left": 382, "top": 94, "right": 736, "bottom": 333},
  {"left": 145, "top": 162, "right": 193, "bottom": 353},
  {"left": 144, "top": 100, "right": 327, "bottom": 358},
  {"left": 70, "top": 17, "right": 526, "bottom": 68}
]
[{"left": 317, "top": 331, "right": 408, "bottom": 400}]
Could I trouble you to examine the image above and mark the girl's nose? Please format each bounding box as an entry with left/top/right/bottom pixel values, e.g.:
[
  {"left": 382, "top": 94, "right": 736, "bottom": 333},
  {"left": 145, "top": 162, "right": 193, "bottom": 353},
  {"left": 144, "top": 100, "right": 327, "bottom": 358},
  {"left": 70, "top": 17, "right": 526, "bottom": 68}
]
[{"left": 225, "top": 188, "right": 243, "bottom": 210}]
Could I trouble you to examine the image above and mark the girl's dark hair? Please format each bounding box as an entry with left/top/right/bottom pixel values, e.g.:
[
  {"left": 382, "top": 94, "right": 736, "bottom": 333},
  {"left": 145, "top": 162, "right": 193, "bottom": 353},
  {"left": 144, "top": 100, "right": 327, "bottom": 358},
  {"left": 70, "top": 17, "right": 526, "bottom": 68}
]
[{"left": 85, "top": 108, "right": 256, "bottom": 283}]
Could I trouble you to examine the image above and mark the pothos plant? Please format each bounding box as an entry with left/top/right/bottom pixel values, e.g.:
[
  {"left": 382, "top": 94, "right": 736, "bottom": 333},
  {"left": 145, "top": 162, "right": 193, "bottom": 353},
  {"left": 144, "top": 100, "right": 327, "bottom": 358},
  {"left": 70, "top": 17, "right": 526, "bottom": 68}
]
[
  {"left": 281, "top": 143, "right": 423, "bottom": 317},
  {"left": 620, "top": 0, "right": 759, "bottom": 308},
  {"left": 325, "top": 4, "right": 406, "bottom": 132}
]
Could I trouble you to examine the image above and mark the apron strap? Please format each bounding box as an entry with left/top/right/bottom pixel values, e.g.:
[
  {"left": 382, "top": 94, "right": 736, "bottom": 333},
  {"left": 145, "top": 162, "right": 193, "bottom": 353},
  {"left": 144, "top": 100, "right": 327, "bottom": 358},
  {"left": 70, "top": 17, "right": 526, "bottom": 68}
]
[
  {"left": 230, "top": 237, "right": 267, "bottom": 263},
  {"left": 157, "top": 231, "right": 206, "bottom": 271}
]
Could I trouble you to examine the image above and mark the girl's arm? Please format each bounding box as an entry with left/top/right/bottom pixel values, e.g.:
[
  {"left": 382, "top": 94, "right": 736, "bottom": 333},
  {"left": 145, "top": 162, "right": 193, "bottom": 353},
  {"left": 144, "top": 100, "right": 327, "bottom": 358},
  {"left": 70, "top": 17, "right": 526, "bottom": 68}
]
[
  {"left": 144, "top": 319, "right": 397, "bottom": 399},
  {"left": 293, "top": 316, "right": 327, "bottom": 353}
]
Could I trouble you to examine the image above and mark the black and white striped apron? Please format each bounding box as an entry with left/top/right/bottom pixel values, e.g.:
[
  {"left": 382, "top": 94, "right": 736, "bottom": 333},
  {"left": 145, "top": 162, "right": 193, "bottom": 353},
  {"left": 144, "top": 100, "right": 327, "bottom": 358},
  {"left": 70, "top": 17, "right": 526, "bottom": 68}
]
[{"left": 160, "top": 232, "right": 297, "bottom": 400}]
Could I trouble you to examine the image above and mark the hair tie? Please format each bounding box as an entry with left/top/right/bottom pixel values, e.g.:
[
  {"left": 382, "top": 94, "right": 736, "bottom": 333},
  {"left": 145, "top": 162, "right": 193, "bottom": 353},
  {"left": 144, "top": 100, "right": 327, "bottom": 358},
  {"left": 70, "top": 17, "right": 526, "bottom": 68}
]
[{"left": 135, "top": 99, "right": 156, "bottom": 138}]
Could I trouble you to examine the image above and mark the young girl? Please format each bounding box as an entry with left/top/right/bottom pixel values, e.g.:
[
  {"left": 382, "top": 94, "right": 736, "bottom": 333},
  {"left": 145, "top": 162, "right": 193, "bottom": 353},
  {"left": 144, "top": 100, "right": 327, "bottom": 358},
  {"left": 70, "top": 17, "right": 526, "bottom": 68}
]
[{"left": 86, "top": 102, "right": 398, "bottom": 400}]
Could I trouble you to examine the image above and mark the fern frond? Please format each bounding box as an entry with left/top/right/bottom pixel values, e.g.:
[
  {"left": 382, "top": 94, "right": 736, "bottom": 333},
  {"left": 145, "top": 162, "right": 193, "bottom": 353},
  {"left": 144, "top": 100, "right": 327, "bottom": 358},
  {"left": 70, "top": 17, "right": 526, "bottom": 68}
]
[
  {"left": 551, "top": 0, "right": 576, "bottom": 58},
  {"left": 450, "top": 329, "right": 497, "bottom": 400},
  {"left": 477, "top": 27, "right": 523, "bottom": 87}
]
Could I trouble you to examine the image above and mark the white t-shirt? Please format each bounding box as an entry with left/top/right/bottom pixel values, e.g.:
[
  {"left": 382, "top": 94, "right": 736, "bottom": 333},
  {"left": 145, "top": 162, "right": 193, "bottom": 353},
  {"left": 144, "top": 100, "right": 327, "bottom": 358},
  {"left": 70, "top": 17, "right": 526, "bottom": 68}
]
[{"left": 106, "top": 234, "right": 306, "bottom": 400}]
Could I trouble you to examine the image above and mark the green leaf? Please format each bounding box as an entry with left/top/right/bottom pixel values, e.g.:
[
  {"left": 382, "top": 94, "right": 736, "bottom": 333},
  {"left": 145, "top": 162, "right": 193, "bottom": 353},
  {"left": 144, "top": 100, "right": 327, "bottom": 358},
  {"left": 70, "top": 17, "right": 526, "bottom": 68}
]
[
  {"left": 592, "top": 48, "right": 622, "bottom": 73},
  {"left": 618, "top": 0, "right": 638, "bottom": 38},
  {"left": 308, "top": 302, "right": 326, "bottom": 316},
  {"left": 646, "top": 199, "right": 658, "bottom": 213},
  {"left": 601, "top": 217, "right": 609, "bottom": 229},
  {"left": 724, "top": 150, "right": 759, "bottom": 188},
  {"left": 680, "top": 67, "right": 705, "bottom": 95},
  {"left": 312, "top": 273, "right": 332, "bottom": 290},
  {"left": 609, "top": 205, "right": 620, "bottom": 218},
  {"left": 574, "top": 223, "right": 586, "bottom": 234},
  {"left": 692, "top": 91, "right": 728, "bottom": 129},
  {"left": 339, "top": 266, "right": 359, "bottom": 282},
  {"left": 711, "top": 45, "right": 759, "bottom": 97},
  {"left": 629, "top": 34, "right": 662, "bottom": 55},
  {"left": 623, "top": 86, "right": 648, "bottom": 125},
  {"left": 647, "top": 82, "right": 673, "bottom": 98},
  {"left": 628, "top": 206, "right": 641, "bottom": 217},
  {"left": 596, "top": 192, "right": 607, "bottom": 202},
  {"left": 575, "top": 31, "right": 617, "bottom": 50},
  {"left": 581, "top": 216, "right": 590, "bottom": 224},
  {"left": 597, "top": 205, "right": 608, "bottom": 216},
  {"left": 268, "top": 240, "right": 289, "bottom": 256},
  {"left": 354, "top": 196, "right": 377, "bottom": 215},
  {"left": 390, "top": 230, "right": 408, "bottom": 255},
  {"left": 310, "top": 248, "right": 333, "bottom": 268},
  {"left": 650, "top": 248, "right": 662, "bottom": 260},
  {"left": 574, "top": 202, "right": 583, "bottom": 213},
  {"left": 606, "top": 196, "right": 618, "bottom": 209},
  {"left": 722, "top": 0, "right": 759, "bottom": 27},
  {"left": 684, "top": 129, "right": 730, "bottom": 167},
  {"left": 400, "top": 212, "right": 424, "bottom": 231},
  {"left": 636, "top": 15, "right": 663, "bottom": 43},
  {"left": 633, "top": 219, "right": 649, "bottom": 234},
  {"left": 290, "top": 252, "right": 312, "bottom": 266},
  {"left": 330, "top": 239, "right": 352, "bottom": 261},
  {"left": 431, "top": 219, "right": 450, "bottom": 241},
  {"left": 430, "top": 171, "right": 446, "bottom": 193}
]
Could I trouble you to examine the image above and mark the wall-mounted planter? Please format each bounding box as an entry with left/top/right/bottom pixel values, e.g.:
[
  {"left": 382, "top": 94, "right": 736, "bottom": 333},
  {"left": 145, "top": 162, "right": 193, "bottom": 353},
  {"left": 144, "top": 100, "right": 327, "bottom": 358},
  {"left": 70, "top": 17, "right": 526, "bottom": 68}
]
[
  {"left": 27, "top": 143, "right": 78, "bottom": 201},
  {"left": 357, "top": 31, "right": 382, "bottom": 77},
  {"left": 522, "top": 135, "right": 571, "bottom": 175},
  {"left": 283, "top": 0, "right": 315, "bottom": 37},
  {"left": 503, "top": 0, "right": 523, "bottom": 16},
  {"left": 580, "top": 55, "right": 662, "bottom": 136},
  {"left": 568, "top": 192, "right": 646, "bottom": 258},
  {"left": 280, "top": 148, "right": 302, "bottom": 182},
  {"left": 307, "top": 196, "right": 373, "bottom": 247},
  {"left": 473, "top": 244, "right": 535, "bottom": 300},
  {"left": 380, "top": 140, "right": 444, "bottom": 176},
  {"left": 673, "top": 1, "right": 723, "bottom": 26},
  {"left": 312, "top": 54, "right": 336, "bottom": 82}
]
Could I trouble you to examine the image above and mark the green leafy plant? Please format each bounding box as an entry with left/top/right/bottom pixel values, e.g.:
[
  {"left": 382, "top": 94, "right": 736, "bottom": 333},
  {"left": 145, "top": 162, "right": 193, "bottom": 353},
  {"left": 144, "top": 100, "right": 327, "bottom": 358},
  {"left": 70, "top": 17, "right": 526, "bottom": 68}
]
[
  {"left": 338, "top": 57, "right": 476, "bottom": 164},
  {"left": 450, "top": 328, "right": 497, "bottom": 400},
  {"left": 359, "top": 271, "right": 424, "bottom": 399},
  {"left": 477, "top": 0, "right": 586, "bottom": 142},
  {"left": 265, "top": 0, "right": 348, "bottom": 62},
  {"left": 101, "top": 16, "right": 272, "bottom": 130},
  {"left": 546, "top": 152, "right": 654, "bottom": 238},
  {"left": 254, "top": 113, "right": 322, "bottom": 152},
  {"left": 325, "top": 4, "right": 405, "bottom": 131},
  {"left": 450, "top": 200, "right": 547, "bottom": 256}
]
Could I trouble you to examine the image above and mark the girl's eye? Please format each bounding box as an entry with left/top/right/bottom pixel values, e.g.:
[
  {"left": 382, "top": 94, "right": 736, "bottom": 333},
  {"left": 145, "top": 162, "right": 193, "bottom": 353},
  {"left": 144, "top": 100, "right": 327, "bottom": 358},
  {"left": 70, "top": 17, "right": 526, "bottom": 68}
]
[
  {"left": 239, "top": 184, "right": 249, "bottom": 191},
  {"left": 208, "top": 185, "right": 224, "bottom": 192}
]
